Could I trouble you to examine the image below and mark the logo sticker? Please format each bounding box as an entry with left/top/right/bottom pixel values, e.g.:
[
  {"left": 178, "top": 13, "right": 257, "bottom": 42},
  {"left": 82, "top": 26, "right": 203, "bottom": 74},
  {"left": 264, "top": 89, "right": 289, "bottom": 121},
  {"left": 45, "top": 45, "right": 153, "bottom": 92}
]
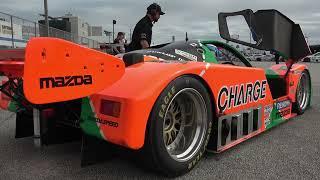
[
  {"left": 264, "top": 104, "right": 273, "bottom": 127},
  {"left": 217, "top": 80, "right": 267, "bottom": 112},
  {"left": 275, "top": 100, "right": 291, "bottom": 118},
  {"left": 175, "top": 49, "right": 198, "bottom": 61},
  {"left": 276, "top": 100, "right": 291, "bottom": 110},
  {"left": 40, "top": 75, "right": 92, "bottom": 89}
]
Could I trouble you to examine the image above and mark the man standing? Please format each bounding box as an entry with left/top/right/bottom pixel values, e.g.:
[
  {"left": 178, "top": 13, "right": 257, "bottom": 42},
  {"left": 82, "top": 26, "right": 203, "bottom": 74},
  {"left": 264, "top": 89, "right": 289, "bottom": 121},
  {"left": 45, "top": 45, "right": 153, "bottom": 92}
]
[
  {"left": 127, "top": 3, "right": 165, "bottom": 52},
  {"left": 114, "top": 32, "right": 127, "bottom": 53}
]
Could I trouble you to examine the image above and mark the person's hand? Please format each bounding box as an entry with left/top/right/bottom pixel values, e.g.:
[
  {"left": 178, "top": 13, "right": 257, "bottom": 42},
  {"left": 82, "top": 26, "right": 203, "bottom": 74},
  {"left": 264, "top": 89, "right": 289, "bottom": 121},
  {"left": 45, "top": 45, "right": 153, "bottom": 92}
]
[{"left": 140, "top": 40, "right": 150, "bottom": 49}]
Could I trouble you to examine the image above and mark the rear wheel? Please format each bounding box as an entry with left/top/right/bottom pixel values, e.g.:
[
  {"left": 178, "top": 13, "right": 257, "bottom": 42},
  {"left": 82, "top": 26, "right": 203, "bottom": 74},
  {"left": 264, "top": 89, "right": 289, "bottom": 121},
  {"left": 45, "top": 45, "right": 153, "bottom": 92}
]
[
  {"left": 293, "top": 70, "right": 311, "bottom": 114},
  {"left": 144, "top": 76, "right": 212, "bottom": 177}
]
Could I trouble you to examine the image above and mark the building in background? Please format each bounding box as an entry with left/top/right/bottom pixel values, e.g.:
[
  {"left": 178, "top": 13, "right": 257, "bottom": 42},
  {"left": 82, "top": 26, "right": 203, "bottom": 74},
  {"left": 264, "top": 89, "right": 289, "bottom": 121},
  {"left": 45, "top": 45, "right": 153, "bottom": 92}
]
[
  {"left": 38, "top": 17, "right": 72, "bottom": 40},
  {"left": 0, "top": 11, "right": 111, "bottom": 49},
  {"left": 62, "top": 13, "right": 108, "bottom": 47},
  {"left": 62, "top": 13, "right": 89, "bottom": 44},
  {"left": 88, "top": 25, "right": 108, "bottom": 43}
]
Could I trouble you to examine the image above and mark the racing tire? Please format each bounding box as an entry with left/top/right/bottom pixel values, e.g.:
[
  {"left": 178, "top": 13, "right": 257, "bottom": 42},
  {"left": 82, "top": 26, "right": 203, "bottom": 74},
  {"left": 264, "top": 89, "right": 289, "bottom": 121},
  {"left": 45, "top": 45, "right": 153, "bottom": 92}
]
[
  {"left": 293, "top": 70, "right": 311, "bottom": 115},
  {"left": 143, "top": 76, "right": 212, "bottom": 177}
]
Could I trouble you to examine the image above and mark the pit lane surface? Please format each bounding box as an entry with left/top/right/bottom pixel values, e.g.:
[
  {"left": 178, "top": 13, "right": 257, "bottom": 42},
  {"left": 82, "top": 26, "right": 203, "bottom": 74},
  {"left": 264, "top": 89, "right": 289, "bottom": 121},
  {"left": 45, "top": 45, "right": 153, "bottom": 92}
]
[{"left": 0, "top": 62, "right": 319, "bottom": 179}]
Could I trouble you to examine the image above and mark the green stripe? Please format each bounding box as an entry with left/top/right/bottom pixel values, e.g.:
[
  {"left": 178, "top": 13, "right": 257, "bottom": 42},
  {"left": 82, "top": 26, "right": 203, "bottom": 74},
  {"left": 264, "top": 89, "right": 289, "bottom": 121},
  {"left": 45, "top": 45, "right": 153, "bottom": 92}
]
[
  {"left": 80, "top": 97, "right": 104, "bottom": 140},
  {"left": 200, "top": 43, "right": 218, "bottom": 63},
  {"left": 266, "top": 104, "right": 286, "bottom": 129},
  {"left": 7, "top": 100, "right": 18, "bottom": 112},
  {"left": 265, "top": 69, "right": 281, "bottom": 79}
]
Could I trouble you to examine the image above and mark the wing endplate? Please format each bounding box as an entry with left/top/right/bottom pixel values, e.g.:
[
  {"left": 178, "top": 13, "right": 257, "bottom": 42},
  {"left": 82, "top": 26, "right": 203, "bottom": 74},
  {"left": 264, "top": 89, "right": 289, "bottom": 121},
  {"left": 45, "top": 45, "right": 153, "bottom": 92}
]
[{"left": 23, "top": 38, "right": 125, "bottom": 104}]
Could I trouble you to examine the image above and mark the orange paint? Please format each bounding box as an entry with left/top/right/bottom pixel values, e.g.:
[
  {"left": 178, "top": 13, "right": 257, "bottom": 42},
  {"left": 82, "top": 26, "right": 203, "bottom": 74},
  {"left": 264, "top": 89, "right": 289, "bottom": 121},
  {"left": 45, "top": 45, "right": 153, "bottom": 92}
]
[
  {"left": 23, "top": 38, "right": 125, "bottom": 104},
  {"left": 0, "top": 38, "right": 310, "bottom": 152}
]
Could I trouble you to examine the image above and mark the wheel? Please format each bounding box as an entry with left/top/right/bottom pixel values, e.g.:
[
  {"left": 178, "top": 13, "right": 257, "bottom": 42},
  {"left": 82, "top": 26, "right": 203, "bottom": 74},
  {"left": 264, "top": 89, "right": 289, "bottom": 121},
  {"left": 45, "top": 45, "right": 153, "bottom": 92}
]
[
  {"left": 293, "top": 70, "right": 311, "bottom": 114},
  {"left": 144, "top": 76, "right": 212, "bottom": 177}
]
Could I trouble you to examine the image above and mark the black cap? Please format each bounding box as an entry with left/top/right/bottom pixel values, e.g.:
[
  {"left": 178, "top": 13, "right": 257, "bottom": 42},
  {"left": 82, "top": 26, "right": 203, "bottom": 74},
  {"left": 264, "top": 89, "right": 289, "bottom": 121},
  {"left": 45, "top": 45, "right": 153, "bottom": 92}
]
[{"left": 147, "top": 3, "right": 165, "bottom": 15}]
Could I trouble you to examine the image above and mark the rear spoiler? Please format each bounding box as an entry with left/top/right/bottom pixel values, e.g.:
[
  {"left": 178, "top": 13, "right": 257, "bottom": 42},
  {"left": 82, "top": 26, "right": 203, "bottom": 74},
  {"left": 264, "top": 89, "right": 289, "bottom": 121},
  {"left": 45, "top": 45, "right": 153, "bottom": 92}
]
[
  {"left": 218, "top": 9, "right": 311, "bottom": 62},
  {"left": 0, "top": 38, "right": 125, "bottom": 105}
]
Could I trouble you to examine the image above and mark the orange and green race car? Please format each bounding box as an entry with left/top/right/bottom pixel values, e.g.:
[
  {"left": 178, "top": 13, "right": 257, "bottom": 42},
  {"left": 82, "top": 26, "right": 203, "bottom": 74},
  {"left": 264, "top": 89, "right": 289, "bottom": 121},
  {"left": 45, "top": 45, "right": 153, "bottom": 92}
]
[{"left": 0, "top": 9, "right": 312, "bottom": 177}]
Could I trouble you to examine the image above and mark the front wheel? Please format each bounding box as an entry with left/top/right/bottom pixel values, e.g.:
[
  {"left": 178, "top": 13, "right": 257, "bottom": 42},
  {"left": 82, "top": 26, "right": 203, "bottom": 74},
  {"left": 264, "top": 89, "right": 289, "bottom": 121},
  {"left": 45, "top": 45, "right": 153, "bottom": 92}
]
[
  {"left": 144, "top": 76, "right": 212, "bottom": 177},
  {"left": 293, "top": 70, "right": 311, "bottom": 114}
]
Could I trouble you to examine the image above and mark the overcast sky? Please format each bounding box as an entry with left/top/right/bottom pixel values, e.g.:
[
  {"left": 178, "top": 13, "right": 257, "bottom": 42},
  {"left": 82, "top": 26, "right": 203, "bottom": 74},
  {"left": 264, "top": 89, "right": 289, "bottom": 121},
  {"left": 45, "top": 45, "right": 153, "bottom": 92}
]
[{"left": 1, "top": 0, "right": 320, "bottom": 45}]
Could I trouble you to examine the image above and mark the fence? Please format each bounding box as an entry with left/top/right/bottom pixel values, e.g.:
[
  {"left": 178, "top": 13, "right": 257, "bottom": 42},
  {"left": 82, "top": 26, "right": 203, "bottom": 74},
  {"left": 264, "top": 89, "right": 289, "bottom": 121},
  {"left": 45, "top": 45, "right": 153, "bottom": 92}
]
[{"left": 0, "top": 11, "right": 101, "bottom": 48}]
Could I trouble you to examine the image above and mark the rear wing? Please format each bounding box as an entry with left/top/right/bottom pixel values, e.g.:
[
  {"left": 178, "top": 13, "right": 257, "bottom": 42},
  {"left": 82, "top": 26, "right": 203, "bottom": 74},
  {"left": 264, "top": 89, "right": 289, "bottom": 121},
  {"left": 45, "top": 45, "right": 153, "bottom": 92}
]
[
  {"left": 218, "top": 9, "right": 311, "bottom": 62},
  {"left": 0, "top": 38, "right": 125, "bottom": 105}
]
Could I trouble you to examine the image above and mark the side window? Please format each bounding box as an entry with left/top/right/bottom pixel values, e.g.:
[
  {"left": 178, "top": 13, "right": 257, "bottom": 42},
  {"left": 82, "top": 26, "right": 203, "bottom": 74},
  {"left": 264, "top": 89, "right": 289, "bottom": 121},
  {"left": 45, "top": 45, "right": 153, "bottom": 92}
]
[{"left": 206, "top": 44, "right": 247, "bottom": 67}]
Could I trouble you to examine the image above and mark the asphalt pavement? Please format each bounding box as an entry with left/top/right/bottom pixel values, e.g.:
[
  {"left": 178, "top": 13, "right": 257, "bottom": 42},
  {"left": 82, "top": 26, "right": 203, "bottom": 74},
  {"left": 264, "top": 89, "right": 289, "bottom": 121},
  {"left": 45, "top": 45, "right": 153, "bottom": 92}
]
[{"left": 0, "top": 62, "right": 320, "bottom": 180}]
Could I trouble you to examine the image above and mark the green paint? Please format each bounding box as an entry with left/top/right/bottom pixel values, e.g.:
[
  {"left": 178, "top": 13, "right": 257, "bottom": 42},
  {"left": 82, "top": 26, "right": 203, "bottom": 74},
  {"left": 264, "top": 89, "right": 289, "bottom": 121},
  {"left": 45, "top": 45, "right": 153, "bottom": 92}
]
[
  {"left": 200, "top": 43, "right": 218, "bottom": 63},
  {"left": 80, "top": 97, "right": 104, "bottom": 140},
  {"left": 265, "top": 69, "right": 281, "bottom": 79},
  {"left": 201, "top": 40, "right": 252, "bottom": 67},
  {"left": 275, "top": 51, "right": 288, "bottom": 60},
  {"left": 7, "top": 100, "right": 18, "bottom": 112},
  {"left": 266, "top": 103, "right": 288, "bottom": 129}
]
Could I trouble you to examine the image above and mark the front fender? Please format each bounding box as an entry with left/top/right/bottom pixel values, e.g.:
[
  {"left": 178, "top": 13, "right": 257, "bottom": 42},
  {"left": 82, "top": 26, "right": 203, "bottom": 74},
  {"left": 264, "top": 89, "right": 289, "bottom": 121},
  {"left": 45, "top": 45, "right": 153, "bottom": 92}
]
[{"left": 268, "top": 63, "right": 310, "bottom": 103}]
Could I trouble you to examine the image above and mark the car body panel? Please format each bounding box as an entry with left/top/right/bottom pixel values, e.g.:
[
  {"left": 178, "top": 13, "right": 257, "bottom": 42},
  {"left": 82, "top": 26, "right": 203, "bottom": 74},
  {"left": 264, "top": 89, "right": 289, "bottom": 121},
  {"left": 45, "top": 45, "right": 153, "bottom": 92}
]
[
  {"left": 79, "top": 57, "right": 309, "bottom": 150},
  {"left": 0, "top": 38, "right": 311, "bottom": 153}
]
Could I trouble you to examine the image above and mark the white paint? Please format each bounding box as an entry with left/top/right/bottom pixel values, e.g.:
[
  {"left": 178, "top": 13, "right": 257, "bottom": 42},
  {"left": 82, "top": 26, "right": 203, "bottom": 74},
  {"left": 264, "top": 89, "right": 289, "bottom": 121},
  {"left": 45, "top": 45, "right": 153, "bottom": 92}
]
[
  {"left": 199, "top": 70, "right": 206, "bottom": 77},
  {"left": 206, "top": 63, "right": 210, "bottom": 69},
  {"left": 175, "top": 49, "right": 197, "bottom": 61}
]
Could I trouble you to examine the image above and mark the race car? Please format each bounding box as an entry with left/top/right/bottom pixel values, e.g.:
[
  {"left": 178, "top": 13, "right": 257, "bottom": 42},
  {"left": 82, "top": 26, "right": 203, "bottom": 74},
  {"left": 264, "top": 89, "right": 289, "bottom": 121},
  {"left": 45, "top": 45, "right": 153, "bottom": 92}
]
[{"left": 0, "top": 9, "right": 311, "bottom": 177}]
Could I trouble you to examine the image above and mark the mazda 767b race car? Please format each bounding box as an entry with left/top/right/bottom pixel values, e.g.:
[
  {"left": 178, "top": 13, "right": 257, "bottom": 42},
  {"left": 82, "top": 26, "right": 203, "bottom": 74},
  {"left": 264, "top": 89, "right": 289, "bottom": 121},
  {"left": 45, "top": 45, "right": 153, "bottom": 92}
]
[{"left": 0, "top": 9, "right": 312, "bottom": 177}]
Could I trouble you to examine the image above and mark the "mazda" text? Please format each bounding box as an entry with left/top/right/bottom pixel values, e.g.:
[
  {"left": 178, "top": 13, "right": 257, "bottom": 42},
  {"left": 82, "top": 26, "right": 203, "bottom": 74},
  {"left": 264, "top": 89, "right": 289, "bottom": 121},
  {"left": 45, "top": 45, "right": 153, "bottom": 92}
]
[{"left": 40, "top": 75, "right": 93, "bottom": 89}]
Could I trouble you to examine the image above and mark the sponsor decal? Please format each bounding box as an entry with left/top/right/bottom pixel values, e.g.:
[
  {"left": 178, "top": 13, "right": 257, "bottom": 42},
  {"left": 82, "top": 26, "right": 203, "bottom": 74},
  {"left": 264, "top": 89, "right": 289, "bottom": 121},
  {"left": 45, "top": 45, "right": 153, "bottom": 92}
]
[
  {"left": 275, "top": 100, "right": 291, "bottom": 118},
  {"left": 159, "top": 86, "right": 176, "bottom": 118},
  {"left": 264, "top": 104, "right": 273, "bottom": 127},
  {"left": 88, "top": 116, "right": 118, "bottom": 128},
  {"left": 190, "top": 43, "right": 198, "bottom": 47},
  {"left": 275, "top": 100, "right": 291, "bottom": 110},
  {"left": 264, "top": 105, "right": 273, "bottom": 114},
  {"left": 217, "top": 80, "right": 267, "bottom": 112},
  {"left": 145, "top": 50, "right": 176, "bottom": 58},
  {"left": 175, "top": 49, "right": 198, "bottom": 61},
  {"left": 40, "top": 75, "right": 92, "bottom": 89},
  {"left": 276, "top": 109, "right": 290, "bottom": 118}
]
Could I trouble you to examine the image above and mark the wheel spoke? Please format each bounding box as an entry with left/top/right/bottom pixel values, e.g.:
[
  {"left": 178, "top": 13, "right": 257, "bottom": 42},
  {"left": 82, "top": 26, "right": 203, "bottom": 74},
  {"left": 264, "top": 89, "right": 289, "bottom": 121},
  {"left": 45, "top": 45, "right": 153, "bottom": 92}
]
[{"left": 162, "top": 88, "right": 208, "bottom": 162}]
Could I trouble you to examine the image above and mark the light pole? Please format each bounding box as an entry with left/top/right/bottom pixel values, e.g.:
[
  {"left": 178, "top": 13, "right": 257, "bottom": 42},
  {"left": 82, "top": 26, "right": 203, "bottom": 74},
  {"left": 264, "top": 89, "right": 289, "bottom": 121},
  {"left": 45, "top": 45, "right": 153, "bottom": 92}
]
[
  {"left": 44, "top": 0, "right": 49, "bottom": 36},
  {"left": 112, "top": 20, "right": 116, "bottom": 42}
]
